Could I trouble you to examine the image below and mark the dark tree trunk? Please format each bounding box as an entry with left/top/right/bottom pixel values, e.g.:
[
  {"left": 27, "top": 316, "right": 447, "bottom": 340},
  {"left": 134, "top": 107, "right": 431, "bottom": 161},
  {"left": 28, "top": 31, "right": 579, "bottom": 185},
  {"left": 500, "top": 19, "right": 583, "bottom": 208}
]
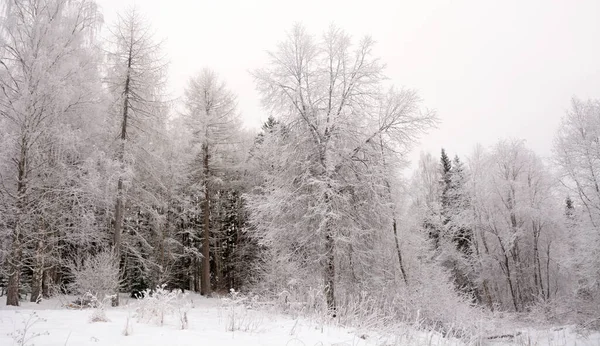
[
  {"left": 112, "top": 46, "right": 133, "bottom": 307},
  {"left": 6, "top": 236, "right": 22, "bottom": 306},
  {"left": 7, "top": 145, "right": 28, "bottom": 306},
  {"left": 42, "top": 267, "right": 53, "bottom": 298},
  {"left": 324, "top": 230, "right": 336, "bottom": 315},
  {"left": 546, "top": 242, "right": 551, "bottom": 300},
  {"left": 194, "top": 257, "right": 200, "bottom": 292},
  {"left": 504, "top": 253, "right": 519, "bottom": 312},
  {"left": 392, "top": 219, "right": 408, "bottom": 285},
  {"left": 323, "top": 185, "right": 336, "bottom": 314},
  {"left": 322, "top": 175, "right": 336, "bottom": 315},
  {"left": 201, "top": 143, "right": 212, "bottom": 296}
]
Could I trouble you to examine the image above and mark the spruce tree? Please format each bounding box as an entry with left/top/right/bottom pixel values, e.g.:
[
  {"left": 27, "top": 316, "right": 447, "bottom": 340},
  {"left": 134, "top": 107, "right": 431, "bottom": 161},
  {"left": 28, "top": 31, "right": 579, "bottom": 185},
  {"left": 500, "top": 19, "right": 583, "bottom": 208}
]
[
  {"left": 440, "top": 148, "right": 453, "bottom": 218},
  {"left": 449, "top": 155, "right": 472, "bottom": 256},
  {"left": 429, "top": 148, "right": 452, "bottom": 249}
]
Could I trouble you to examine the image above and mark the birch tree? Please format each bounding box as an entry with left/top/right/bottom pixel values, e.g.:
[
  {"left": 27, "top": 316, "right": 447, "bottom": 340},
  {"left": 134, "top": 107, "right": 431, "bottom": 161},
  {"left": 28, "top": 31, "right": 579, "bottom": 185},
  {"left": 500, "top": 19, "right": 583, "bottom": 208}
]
[{"left": 249, "top": 24, "right": 436, "bottom": 313}]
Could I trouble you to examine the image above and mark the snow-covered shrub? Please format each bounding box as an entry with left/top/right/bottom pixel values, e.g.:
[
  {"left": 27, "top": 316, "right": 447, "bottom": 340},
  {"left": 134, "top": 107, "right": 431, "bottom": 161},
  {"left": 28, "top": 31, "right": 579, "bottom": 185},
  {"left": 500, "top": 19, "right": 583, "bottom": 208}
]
[
  {"left": 74, "top": 291, "right": 100, "bottom": 308},
  {"left": 135, "top": 284, "right": 186, "bottom": 326},
  {"left": 223, "top": 288, "right": 264, "bottom": 332},
  {"left": 71, "top": 292, "right": 115, "bottom": 322},
  {"left": 89, "top": 308, "right": 110, "bottom": 323},
  {"left": 68, "top": 250, "right": 120, "bottom": 303}
]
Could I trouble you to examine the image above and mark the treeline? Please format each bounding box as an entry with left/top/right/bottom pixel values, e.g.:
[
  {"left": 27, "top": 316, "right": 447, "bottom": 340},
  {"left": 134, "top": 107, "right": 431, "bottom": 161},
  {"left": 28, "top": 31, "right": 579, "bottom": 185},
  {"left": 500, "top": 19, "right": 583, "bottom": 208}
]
[{"left": 0, "top": 0, "right": 598, "bottom": 332}]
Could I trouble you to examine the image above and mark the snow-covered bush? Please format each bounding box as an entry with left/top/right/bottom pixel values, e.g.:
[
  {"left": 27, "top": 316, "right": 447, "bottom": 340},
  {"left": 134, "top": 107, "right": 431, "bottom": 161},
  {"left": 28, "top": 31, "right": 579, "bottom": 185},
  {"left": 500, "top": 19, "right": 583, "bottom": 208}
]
[
  {"left": 75, "top": 291, "right": 100, "bottom": 308},
  {"left": 135, "top": 284, "right": 187, "bottom": 326},
  {"left": 68, "top": 250, "right": 120, "bottom": 303},
  {"left": 223, "top": 288, "right": 264, "bottom": 333},
  {"left": 89, "top": 307, "right": 110, "bottom": 323}
]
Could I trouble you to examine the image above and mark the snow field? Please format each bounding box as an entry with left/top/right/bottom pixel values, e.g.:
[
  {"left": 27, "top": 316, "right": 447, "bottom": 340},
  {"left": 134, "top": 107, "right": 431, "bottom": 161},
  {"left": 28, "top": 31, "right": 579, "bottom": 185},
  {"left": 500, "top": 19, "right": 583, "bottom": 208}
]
[{"left": 1, "top": 294, "right": 600, "bottom": 346}]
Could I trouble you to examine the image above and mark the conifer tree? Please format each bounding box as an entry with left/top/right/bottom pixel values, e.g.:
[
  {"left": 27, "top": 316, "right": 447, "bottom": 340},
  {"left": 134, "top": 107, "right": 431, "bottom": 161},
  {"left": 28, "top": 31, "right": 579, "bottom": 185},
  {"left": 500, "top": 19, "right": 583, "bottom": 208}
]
[{"left": 104, "top": 5, "right": 168, "bottom": 305}]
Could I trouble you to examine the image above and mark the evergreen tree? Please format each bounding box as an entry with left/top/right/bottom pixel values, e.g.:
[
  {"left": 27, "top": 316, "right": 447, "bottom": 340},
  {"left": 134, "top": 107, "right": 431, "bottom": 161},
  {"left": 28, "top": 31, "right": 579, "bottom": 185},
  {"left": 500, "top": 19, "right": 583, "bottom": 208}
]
[
  {"left": 448, "top": 155, "right": 472, "bottom": 256},
  {"left": 445, "top": 155, "right": 476, "bottom": 298},
  {"left": 429, "top": 148, "right": 452, "bottom": 249},
  {"left": 440, "top": 148, "right": 453, "bottom": 219}
]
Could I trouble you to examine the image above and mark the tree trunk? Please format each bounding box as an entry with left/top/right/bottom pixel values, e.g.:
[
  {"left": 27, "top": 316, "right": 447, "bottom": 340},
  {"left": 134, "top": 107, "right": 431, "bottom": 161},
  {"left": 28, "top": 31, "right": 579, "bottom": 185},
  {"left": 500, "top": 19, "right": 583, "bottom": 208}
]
[
  {"left": 379, "top": 145, "right": 408, "bottom": 286},
  {"left": 482, "top": 280, "right": 494, "bottom": 311},
  {"left": 194, "top": 257, "right": 200, "bottom": 292},
  {"left": 392, "top": 219, "right": 408, "bottom": 285},
  {"left": 7, "top": 145, "right": 28, "bottom": 306},
  {"left": 319, "top": 179, "right": 336, "bottom": 315},
  {"left": 546, "top": 242, "right": 551, "bottom": 300},
  {"left": 6, "top": 233, "right": 22, "bottom": 306},
  {"left": 42, "top": 267, "right": 53, "bottom": 298},
  {"left": 112, "top": 48, "right": 133, "bottom": 307},
  {"left": 324, "top": 230, "right": 336, "bottom": 315},
  {"left": 30, "top": 238, "right": 44, "bottom": 302},
  {"left": 112, "top": 178, "right": 124, "bottom": 307},
  {"left": 498, "top": 241, "right": 519, "bottom": 312},
  {"left": 214, "top": 243, "right": 222, "bottom": 291},
  {"left": 532, "top": 222, "right": 545, "bottom": 299},
  {"left": 201, "top": 143, "right": 212, "bottom": 296}
]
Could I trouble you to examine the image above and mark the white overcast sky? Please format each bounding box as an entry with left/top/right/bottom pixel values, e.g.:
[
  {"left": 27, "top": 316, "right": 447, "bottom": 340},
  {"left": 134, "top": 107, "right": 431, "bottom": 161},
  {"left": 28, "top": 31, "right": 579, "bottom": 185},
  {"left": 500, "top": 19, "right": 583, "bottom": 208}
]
[{"left": 96, "top": 0, "right": 600, "bottom": 165}]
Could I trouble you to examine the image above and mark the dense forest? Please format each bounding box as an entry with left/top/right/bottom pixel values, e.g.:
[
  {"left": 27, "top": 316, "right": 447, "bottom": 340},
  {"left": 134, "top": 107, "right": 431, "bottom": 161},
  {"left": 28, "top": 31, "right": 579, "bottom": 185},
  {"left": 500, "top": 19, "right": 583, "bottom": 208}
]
[{"left": 1, "top": 0, "right": 599, "bottom": 334}]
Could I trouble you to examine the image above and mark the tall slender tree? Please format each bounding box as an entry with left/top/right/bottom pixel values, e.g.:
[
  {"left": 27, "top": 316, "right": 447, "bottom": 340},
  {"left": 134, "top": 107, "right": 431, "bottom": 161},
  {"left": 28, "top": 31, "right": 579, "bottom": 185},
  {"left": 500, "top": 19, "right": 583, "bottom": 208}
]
[
  {"left": 104, "top": 5, "right": 167, "bottom": 304},
  {"left": 182, "top": 69, "right": 241, "bottom": 296}
]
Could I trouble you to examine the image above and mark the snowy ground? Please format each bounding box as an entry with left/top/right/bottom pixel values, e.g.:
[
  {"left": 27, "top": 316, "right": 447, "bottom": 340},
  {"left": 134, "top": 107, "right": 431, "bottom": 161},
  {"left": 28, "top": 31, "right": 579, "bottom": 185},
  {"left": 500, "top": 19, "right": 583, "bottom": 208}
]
[{"left": 1, "top": 293, "right": 599, "bottom": 345}]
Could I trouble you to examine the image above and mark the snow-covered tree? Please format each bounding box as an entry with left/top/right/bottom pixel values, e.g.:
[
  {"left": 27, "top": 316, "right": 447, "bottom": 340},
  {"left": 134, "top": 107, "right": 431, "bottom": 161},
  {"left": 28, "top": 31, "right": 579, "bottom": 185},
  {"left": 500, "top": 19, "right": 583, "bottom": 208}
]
[
  {"left": 553, "top": 97, "right": 600, "bottom": 321},
  {"left": 181, "top": 69, "right": 242, "bottom": 296},
  {"left": 470, "top": 139, "right": 564, "bottom": 311},
  {"left": 248, "top": 24, "right": 436, "bottom": 313},
  {"left": 0, "top": 0, "right": 102, "bottom": 306},
  {"left": 433, "top": 151, "right": 477, "bottom": 298},
  {"left": 103, "top": 5, "right": 168, "bottom": 304}
]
